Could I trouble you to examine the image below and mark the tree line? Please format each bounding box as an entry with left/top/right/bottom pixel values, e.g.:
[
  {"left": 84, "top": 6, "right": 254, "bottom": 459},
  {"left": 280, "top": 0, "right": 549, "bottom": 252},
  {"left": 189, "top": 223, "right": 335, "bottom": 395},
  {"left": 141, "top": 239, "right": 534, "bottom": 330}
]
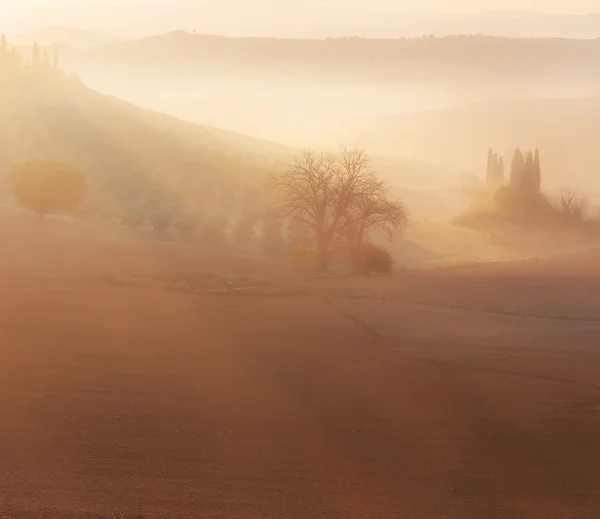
[
  {"left": 9, "top": 147, "right": 407, "bottom": 273},
  {"left": 458, "top": 146, "right": 592, "bottom": 237}
]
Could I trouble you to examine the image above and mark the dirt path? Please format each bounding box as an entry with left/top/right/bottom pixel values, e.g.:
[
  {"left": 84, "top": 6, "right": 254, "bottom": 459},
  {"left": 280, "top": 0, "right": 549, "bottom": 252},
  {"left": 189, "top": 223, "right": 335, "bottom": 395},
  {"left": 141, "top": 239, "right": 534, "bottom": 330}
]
[{"left": 2, "top": 284, "right": 600, "bottom": 518}]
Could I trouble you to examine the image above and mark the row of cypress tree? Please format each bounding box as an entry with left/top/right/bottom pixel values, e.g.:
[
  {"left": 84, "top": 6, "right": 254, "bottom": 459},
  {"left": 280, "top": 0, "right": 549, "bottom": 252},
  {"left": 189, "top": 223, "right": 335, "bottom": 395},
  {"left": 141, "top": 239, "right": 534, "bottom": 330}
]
[{"left": 487, "top": 148, "right": 541, "bottom": 193}]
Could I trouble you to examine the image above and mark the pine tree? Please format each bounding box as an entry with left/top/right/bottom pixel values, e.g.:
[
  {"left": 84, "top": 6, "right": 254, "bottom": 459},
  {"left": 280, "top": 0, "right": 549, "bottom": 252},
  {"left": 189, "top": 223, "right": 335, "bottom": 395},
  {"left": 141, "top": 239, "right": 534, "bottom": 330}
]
[
  {"left": 0, "top": 34, "right": 7, "bottom": 52},
  {"left": 32, "top": 42, "right": 41, "bottom": 69}
]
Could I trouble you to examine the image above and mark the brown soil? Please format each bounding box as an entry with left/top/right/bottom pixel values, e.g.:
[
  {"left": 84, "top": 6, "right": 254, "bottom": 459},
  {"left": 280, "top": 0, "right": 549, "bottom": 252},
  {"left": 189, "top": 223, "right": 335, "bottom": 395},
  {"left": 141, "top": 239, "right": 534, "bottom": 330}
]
[{"left": 2, "top": 213, "right": 600, "bottom": 518}]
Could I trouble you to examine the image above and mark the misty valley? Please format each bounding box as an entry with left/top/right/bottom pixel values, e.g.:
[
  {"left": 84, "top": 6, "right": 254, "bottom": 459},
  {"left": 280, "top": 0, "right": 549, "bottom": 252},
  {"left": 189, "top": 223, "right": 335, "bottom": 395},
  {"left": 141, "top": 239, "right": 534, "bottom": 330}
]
[{"left": 2, "top": 15, "right": 600, "bottom": 519}]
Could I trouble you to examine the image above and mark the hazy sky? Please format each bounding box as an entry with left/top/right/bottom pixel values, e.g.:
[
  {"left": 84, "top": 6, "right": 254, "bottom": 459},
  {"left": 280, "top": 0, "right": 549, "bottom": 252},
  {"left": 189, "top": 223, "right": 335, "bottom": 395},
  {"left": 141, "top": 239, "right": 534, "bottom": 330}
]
[
  {"left": 4, "top": 0, "right": 600, "bottom": 13},
  {"left": 2, "top": 0, "right": 600, "bottom": 39}
]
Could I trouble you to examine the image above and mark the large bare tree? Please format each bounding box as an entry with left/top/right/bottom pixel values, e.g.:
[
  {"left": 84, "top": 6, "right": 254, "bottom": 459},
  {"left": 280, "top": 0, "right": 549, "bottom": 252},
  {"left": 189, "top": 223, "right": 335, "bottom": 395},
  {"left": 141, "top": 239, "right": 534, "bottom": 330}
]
[{"left": 270, "top": 147, "right": 407, "bottom": 268}]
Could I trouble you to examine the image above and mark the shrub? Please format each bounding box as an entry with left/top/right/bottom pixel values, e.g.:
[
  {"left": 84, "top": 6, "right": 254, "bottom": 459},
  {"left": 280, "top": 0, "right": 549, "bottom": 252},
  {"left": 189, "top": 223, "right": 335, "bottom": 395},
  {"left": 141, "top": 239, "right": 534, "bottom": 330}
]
[
  {"left": 493, "top": 185, "right": 554, "bottom": 220},
  {"left": 351, "top": 243, "right": 393, "bottom": 276},
  {"left": 555, "top": 188, "right": 588, "bottom": 223}
]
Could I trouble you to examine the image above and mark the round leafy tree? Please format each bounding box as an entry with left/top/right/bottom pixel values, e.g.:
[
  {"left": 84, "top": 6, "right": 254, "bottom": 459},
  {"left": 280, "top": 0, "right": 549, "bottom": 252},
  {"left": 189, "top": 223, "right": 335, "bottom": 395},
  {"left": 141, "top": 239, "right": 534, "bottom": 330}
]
[{"left": 11, "top": 160, "right": 86, "bottom": 221}]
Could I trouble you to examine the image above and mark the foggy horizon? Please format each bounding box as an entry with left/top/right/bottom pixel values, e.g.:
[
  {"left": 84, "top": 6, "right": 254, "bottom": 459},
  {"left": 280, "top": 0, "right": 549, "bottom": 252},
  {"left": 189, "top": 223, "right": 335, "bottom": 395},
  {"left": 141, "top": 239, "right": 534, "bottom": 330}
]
[
  {"left": 4, "top": 0, "right": 600, "bottom": 39},
  {"left": 5, "top": 1, "right": 600, "bottom": 517}
]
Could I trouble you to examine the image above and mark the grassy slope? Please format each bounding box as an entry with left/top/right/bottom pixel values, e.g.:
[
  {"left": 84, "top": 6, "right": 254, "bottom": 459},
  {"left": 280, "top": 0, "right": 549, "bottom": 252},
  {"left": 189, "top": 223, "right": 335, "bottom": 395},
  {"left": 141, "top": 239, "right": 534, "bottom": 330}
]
[{"left": 0, "top": 58, "right": 287, "bottom": 216}]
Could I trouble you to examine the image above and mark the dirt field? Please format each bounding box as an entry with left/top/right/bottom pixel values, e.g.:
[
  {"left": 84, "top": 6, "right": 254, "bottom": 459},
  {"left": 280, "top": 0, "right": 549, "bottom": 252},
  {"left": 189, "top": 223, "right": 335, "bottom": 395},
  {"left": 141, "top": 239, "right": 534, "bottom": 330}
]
[{"left": 2, "top": 213, "right": 600, "bottom": 518}]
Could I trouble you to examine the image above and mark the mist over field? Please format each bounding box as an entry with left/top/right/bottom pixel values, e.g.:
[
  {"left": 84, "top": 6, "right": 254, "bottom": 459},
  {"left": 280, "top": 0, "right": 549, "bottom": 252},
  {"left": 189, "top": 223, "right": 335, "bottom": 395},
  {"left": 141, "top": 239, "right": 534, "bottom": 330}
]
[
  {"left": 38, "top": 31, "right": 600, "bottom": 197},
  {"left": 3, "top": 3, "right": 600, "bottom": 518}
]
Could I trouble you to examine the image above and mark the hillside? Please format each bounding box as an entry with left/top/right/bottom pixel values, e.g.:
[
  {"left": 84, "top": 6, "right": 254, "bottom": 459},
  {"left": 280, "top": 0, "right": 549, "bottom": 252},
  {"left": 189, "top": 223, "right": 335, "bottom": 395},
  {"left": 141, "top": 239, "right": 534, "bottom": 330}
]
[
  {"left": 339, "top": 97, "right": 600, "bottom": 194},
  {"left": 78, "top": 33, "right": 600, "bottom": 81},
  {"left": 0, "top": 44, "right": 294, "bottom": 220},
  {"left": 2, "top": 40, "right": 460, "bottom": 225},
  {"left": 48, "top": 32, "right": 600, "bottom": 152}
]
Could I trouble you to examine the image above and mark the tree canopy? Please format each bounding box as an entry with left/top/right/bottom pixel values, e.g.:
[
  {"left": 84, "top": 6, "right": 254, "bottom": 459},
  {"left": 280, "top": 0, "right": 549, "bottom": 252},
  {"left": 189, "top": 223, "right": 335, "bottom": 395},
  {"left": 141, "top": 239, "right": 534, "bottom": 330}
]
[{"left": 11, "top": 160, "right": 86, "bottom": 220}]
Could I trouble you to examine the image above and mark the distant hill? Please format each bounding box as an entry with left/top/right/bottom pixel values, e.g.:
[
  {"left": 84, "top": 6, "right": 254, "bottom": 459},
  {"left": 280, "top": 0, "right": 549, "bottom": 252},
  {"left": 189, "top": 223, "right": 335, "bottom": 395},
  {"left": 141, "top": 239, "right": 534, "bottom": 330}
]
[
  {"left": 10, "top": 27, "right": 124, "bottom": 49},
  {"left": 0, "top": 45, "right": 291, "bottom": 221},
  {"left": 78, "top": 32, "right": 600, "bottom": 82},
  {"left": 0, "top": 42, "right": 450, "bottom": 225},
  {"left": 53, "top": 32, "right": 600, "bottom": 150},
  {"left": 340, "top": 97, "right": 600, "bottom": 193},
  {"left": 5, "top": 4, "right": 600, "bottom": 39}
]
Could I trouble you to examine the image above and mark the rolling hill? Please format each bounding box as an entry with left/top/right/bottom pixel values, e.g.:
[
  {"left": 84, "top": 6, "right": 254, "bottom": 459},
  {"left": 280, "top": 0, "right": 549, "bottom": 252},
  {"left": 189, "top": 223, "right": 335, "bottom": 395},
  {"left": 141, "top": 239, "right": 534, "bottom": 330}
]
[
  {"left": 6, "top": 4, "right": 600, "bottom": 39},
  {"left": 0, "top": 46, "right": 291, "bottom": 221},
  {"left": 1, "top": 43, "right": 453, "bottom": 225},
  {"left": 339, "top": 97, "right": 600, "bottom": 194},
  {"left": 75, "top": 32, "right": 600, "bottom": 82},
  {"left": 49, "top": 32, "right": 600, "bottom": 155}
]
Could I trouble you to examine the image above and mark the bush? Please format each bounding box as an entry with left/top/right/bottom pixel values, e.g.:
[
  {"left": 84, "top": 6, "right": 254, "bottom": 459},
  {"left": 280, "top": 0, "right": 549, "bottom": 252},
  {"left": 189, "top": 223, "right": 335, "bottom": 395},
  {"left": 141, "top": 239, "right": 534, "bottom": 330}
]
[
  {"left": 493, "top": 186, "right": 554, "bottom": 220},
  {"left": 350, "top": 243, "right": 393, "bottom": 276},
  {"left": 555, "top": 188, "right": 588, "bottom": 223}
]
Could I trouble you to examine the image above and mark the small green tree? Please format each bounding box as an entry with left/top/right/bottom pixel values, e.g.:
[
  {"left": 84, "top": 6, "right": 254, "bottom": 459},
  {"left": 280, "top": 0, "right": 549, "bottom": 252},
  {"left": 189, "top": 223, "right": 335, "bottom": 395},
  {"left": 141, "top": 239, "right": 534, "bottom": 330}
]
[{"left": 11, "top": 160, "right": 86, "bottom": 221}]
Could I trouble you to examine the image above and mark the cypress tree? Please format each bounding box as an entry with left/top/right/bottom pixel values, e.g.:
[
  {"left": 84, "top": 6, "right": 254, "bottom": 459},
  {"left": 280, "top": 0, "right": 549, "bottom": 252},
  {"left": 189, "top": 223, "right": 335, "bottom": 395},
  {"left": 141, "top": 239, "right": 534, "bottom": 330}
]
[
  {"left": 32, "top": 42, "right": 41, "bottom": 69},
  {"left": 524, "top": 152, "right": 535, "bottom": 191},
  {"left": 497, "top": 157, "right": 505, "bottom": 187},
  {"left": 533, "top": 149, "right": 541, "bottom": 192},
  {"left": 486, "top": 148, "right": 494, "bottom": 186},
  {"left": 511, "top": 148, "right": 525, "bottom": 189}
]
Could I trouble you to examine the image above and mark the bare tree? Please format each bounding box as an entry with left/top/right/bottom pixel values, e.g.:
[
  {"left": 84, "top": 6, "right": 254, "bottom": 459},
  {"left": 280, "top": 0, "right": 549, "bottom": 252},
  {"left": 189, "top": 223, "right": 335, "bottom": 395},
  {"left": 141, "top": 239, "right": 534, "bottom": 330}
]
[
  {"left": 556, "top": 188, "right": 588, "bottom": 221},
  {"left": 270, "top": 147, "right": 408, "bottom": 268},
  {"left": 341, "top": 173, "right": 408, "bottom": 249}
]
